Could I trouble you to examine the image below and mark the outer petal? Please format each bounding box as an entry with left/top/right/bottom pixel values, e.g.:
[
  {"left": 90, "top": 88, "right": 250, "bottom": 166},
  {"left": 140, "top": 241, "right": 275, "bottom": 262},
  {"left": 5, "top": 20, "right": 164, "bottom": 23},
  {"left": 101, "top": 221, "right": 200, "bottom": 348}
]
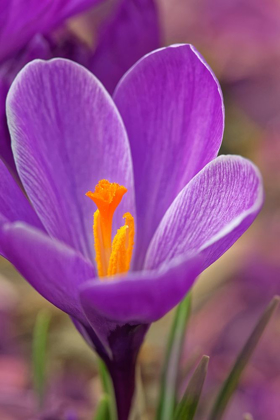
[
  {"left": 0, "top": 159, "right": 42, "bottom": 231},
  {"left": 7, "top": 58, "right": 134, "bottom": 260},
  {"left": 145, "top": 155, "right": 264, "bottom": 271},
  {"left": 89, "top": 0, "right": 160, "bottom": 94},
  {"left": 0, "top": 222, "right": 95, "bottom": 321},
  {"left": 0, "top": 0, "right": 103, "bottom": 62},
  {"left": 0, "top": 36, "right": 53, "bottom": 176},
  {"left": 0, "top": 33, "right": 95, "bottom": 178},
  {"left": 79, "top": 254, "right": 201, "bottom": 324},
  {"left": 114, "top": 44, "right": 224, "bottom": 267}
]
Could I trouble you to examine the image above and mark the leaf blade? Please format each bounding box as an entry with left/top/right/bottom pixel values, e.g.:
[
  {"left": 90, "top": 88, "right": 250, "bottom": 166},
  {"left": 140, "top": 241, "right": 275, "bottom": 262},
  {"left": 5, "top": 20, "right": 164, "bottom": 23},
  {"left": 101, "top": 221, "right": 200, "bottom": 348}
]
[
  {"left": 174, "top": 355, "right": 209, "bottom": 420},
  {"left": 209, "top": 295, "right": 279, "bottom": 420},
  {"left": 97, "top": 359, "right": 117, "bottom": 420},
  {"left": 156, "top": 293, "right": 192, "bottom": 420},
  {"left": 32, "top": 309, "right": 51, "bottom": 408},
  {"left": 94, "top": 394, "right": 111, "bottom": 420}
]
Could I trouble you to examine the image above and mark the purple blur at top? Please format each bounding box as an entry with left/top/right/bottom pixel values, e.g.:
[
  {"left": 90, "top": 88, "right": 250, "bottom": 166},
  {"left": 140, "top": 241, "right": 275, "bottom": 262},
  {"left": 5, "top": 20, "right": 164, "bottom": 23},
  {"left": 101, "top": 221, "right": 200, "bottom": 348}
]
[
  {"left": 0, "top": 0, "right": 103, "bottom": 63},
  {"left": 0, "top": 44, "right": 263, "bottom": 419},
  {"left": 0, "top": 0, "right": 160, "bottom": 176}
]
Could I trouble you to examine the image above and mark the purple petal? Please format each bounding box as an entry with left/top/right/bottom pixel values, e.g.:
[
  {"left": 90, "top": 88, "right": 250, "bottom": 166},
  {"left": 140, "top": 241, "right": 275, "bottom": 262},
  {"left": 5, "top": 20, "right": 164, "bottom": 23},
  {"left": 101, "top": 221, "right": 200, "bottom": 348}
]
[
  {"left": 0, "top": 0, "right": 103, "bottom": 62},
  {"left": 89, "top": 0, "right": 160, "bottom": 94},
  {"left": 7, "top": 58, "right": 134, "bottom": 261},
  {"left": 114, "top": 44, "right": 224, "bottom": 267},
  {"left": 145, "top": 155, "right": 264, "bottom": 271},
  {"left": 79, "top": 254, "right": 201, "bottom": 324},
  {"left": 0, "top": 36, "right": 53, "bottom": 176},
  {"left": 0, "top": 222, "right": 95, "bottom": 321},
  {"left": 0, "top": 33, "right": 92, "bottom": 177},
  {"left": 0, "top": 159, "right": 42, "bottom": 230}
]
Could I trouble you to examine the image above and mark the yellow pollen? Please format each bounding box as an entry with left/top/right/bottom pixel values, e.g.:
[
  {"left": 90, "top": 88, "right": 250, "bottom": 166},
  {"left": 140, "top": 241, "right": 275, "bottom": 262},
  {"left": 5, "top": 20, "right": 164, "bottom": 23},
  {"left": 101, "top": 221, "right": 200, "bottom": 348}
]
[{"left": 86, "top": 180, "right": 134, "bottom": 278}]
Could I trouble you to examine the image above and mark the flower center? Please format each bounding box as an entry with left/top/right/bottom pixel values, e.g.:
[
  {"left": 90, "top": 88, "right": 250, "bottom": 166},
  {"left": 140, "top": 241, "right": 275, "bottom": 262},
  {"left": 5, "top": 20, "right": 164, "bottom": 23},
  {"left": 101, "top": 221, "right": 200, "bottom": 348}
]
[{"left": 86, "top": 179, "right": 134, "bottom": 278}]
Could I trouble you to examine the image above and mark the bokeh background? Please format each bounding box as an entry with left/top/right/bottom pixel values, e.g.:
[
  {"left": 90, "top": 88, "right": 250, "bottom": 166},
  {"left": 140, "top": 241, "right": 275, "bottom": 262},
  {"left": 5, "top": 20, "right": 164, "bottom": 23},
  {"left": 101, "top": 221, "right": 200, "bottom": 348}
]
[{"left": 0, "top": 0, "right": 279, "bottom": 419}]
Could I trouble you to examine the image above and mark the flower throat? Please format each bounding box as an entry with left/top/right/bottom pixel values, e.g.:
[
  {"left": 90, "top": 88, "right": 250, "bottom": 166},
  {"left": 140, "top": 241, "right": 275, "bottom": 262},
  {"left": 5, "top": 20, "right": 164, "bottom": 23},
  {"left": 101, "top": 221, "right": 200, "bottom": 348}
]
[{"left": 86, "top": 180, "right": 134, "bottom": 278}]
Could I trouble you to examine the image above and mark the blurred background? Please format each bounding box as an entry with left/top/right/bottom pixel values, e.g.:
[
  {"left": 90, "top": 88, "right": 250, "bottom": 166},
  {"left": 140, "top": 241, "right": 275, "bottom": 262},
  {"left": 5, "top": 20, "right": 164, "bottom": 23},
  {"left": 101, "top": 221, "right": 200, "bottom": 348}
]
[{"left": 0, "top": 0, "right": 279, "bottom": 419}]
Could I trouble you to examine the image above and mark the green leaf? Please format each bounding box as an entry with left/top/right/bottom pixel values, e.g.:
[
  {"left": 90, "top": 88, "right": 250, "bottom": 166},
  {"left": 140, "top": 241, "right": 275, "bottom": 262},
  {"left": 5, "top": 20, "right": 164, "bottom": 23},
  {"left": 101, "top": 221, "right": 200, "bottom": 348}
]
[
  {"left": 209, "top": 295, "right": 279, "bottom": 420},
  {"left": 94, "top": 394, "right": 111, "bottom": 420},
  {"left": 156, "top": 293, "right": 192, "bottom": 420},
  {"left": 32, "top": 309, "right": 51, "bottom": 408},
  {"left": 174, "top": 355, "right": 209, "bottom": 420},
  {"left": 97, "top": 359, "right": 117, "bottom": 420}
]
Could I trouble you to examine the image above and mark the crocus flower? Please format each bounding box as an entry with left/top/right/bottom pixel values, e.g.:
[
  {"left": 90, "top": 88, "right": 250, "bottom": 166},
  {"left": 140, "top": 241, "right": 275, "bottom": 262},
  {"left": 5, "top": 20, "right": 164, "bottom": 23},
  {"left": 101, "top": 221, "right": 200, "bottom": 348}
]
[
  {"left": 0, "top": 44, "right": 263, "bottom": 419},
  {"left": 0, "top": 0, "right": 160, "bottom": 176}
]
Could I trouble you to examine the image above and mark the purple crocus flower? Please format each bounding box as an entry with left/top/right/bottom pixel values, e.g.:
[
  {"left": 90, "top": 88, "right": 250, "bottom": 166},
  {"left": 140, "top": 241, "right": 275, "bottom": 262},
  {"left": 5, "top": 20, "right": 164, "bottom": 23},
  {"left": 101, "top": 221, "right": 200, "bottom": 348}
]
[{"left": 0, "top": 44, "right": 263, "bottom": 419}]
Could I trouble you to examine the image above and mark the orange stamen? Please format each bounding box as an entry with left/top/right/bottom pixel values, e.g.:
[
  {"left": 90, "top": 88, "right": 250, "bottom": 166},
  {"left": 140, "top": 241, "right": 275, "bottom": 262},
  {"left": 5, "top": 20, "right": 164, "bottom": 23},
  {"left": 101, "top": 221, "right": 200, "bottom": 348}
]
[
  {"left": 108, "top": 213, "right": 135, "bottom": 277},
  {"left": 86, "top": 179, "right": 134, "bottom": 278}
]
